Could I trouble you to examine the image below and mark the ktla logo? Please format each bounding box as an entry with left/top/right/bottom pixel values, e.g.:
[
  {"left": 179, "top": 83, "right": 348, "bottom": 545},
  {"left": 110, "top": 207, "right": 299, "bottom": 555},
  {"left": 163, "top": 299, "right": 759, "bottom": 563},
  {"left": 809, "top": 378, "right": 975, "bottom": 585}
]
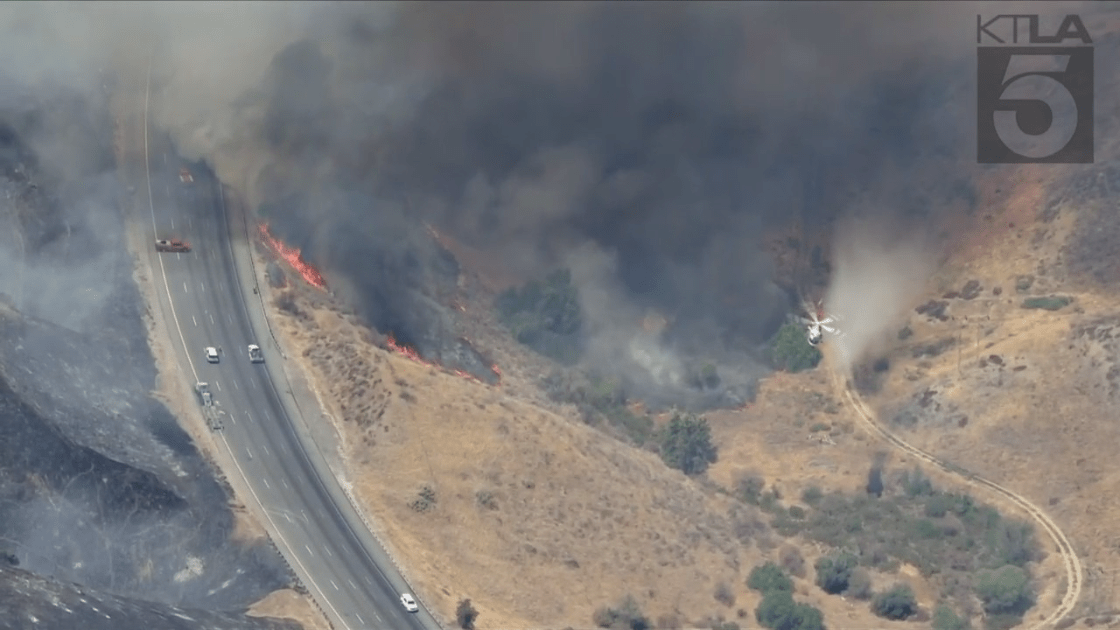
[{"left": 977, "top": 14, "right": 1093, "bottom": 164}]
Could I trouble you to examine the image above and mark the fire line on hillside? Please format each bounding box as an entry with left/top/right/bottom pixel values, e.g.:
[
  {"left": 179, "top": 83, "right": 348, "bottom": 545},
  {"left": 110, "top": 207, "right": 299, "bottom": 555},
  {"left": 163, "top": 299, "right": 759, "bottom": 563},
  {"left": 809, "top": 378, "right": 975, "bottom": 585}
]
[
  {"left": 259, "top": 221, "right": 501, "bottom": 385},
  {"left": 259, "top": 222, "right": 327, "bottom": 290},
  {"left": 385, "top": 333, "right": 502, "bottom": 387}
]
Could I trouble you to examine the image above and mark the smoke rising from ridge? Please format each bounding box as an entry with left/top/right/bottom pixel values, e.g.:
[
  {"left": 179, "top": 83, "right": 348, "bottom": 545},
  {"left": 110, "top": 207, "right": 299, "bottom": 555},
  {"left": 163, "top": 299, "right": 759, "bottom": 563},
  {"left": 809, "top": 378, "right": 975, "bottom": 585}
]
[{"left": 1, "top": 1, "right": 1090, "bottom": 404}]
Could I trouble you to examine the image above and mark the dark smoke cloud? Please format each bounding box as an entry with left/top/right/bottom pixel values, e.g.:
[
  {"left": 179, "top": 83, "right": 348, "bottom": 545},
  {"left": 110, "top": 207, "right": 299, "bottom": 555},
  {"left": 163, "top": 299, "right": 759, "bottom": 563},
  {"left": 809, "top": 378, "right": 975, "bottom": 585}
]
[{"left": 144, "top": 1, "right": 1088, "bottom": 406}]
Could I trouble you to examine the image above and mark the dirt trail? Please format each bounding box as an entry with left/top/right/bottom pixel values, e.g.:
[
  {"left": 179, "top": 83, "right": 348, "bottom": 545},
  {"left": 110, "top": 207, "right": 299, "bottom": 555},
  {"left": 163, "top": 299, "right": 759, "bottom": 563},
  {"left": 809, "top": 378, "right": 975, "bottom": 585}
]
[{"left": 829, "top": 362, "right": 1082, "bottom": 629}]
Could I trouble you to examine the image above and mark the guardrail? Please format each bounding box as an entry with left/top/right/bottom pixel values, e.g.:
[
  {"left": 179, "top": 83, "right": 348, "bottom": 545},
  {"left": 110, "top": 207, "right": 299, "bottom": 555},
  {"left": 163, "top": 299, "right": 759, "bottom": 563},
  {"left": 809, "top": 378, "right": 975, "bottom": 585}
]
[
  {"left": 223, "top": 183, "right": 286, "bottom": 361},
  {"left": 334, "top": 473, "right": 449, "bottom": 630}
]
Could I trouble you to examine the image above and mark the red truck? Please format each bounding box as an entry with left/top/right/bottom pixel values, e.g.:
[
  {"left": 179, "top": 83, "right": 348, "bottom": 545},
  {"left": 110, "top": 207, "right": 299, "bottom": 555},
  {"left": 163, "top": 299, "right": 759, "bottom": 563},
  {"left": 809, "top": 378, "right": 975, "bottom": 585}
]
[{"left": 155, "top": 238, "right": 190, "bottom": 253}]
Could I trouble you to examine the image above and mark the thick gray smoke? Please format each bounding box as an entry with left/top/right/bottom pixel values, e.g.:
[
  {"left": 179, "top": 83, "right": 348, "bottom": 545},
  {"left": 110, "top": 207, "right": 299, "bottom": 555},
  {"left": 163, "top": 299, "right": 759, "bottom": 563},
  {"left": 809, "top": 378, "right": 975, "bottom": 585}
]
[{"left": 27, "top": 1, "right": 1087, "bottom": 405}]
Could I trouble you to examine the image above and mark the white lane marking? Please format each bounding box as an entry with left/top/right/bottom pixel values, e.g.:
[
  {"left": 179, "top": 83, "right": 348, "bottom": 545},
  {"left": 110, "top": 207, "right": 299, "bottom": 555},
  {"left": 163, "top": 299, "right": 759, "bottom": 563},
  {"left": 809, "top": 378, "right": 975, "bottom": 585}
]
[
  {"left": 249, "top": 376, "right": 257, "bottom": 388},
  {"left": 229, "top": 413, "right": 236, "bottom": 426},
  {"left": 188, "top": 217, "right": 192, "bottom": 229},
  {"left": 281, "top": 478, "right": 289, "bottom": 489},
  {"left": 176, "top": 252, "right": 180, "bottom": 261},
  {"left": 163, "top": 153, "right": 167, "bottom": 165},
  {"left": 325, "top": 546, "right": 332, "bottom": 557},
  {"left": 219, "top": 280, "right": 224, "bottom": 291},
  {"left": 199, "top": 281, "right": 205, "bottom": 293},
  {"left": 146, "top": 63, "right": 344, "bottom": 628},
  {"left": 304, "top": 544, "right": 313, "bottom": 556},
  {"left": 263, "top": 478, "right": 270, "bottom": 489},
  {"left": 348, "top": 580, "right": 356, "bottom": 590},
  {"left": 284, "top": 513, "right": 292, "bottom": 523},
  {"left": 216, "top": 381, "right": 222, "bottom": 392},
  {"left": 330, "top": 579, "right": 338, "bottom": 591},
  {"left": 192, "top": 315, "right": 197, "bottom": 327},
  {"left": 245, "top": 446, "right": 253, "bottom": 459},
  {"left": 262, "top": 444, "right": 269, "bottom": 456},
  {"left": 356, "top": 614, "right": 363, "bottom": 625},
  {"left": 170, "top": 216, "right": 174, "bottom": 229},
  {"left": 227, "top": 314, "right": 234, "bottom": 325},
  {"left": 182, "top": 281, "right": 188, "bottom": 293},
  {"left": 245, "top": 411, "right": 252, "bottom": 423},
  {"left": 233, "top": 380, "right": 239, "bottom": 390},
  {"left": 209, "top": 313, "right": 214, "bottom": 324}
]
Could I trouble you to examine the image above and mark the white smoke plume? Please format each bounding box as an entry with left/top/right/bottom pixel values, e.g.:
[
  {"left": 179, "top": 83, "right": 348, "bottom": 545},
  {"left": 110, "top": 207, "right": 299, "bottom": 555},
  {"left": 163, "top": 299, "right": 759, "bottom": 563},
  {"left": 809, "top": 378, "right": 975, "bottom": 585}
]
[{"left": 824, "top": 214, "right": 936, "bottom": 375}]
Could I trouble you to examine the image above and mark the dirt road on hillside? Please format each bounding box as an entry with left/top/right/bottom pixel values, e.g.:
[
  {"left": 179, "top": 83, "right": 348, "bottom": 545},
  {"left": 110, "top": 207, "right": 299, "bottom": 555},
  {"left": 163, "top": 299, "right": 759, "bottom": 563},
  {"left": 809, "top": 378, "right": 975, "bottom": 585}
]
[{"left": 831, "top": 366, "right": 1082, "bottom": 629}]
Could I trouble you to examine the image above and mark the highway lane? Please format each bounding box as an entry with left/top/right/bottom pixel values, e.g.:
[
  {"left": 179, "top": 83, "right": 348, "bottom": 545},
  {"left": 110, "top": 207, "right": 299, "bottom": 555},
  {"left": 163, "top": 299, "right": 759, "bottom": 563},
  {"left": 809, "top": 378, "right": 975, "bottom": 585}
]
[{"left": 128, "top": 74, "right": 439, "bottom": 630}]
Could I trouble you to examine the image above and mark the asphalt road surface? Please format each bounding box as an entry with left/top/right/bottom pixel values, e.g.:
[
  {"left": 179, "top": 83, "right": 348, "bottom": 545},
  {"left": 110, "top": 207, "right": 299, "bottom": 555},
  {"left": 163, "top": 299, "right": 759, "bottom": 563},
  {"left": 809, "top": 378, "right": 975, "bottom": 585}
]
[{"left": 125, "top": 68, "right": 440, "bottom": 630}]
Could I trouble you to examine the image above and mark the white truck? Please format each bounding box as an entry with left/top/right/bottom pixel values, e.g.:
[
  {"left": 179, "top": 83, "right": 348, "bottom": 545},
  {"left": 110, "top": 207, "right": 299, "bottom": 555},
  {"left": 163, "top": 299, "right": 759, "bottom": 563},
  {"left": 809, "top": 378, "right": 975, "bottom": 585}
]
[{"left": 195, "top": 382, "right": 213, "bottom": 406}]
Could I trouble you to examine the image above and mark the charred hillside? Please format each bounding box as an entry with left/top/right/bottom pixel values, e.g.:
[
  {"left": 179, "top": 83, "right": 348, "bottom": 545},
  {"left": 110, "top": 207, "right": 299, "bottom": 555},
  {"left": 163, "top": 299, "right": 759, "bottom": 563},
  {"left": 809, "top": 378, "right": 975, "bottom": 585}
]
[
  {"left": 0, "top": 565, "right": 299, "bottom": 630},
  {"left": 196, "top": 3, "right": 984, "bottom": 412},
  {"left": 0, "top": 76, "right": 295, "bottom": 622}
]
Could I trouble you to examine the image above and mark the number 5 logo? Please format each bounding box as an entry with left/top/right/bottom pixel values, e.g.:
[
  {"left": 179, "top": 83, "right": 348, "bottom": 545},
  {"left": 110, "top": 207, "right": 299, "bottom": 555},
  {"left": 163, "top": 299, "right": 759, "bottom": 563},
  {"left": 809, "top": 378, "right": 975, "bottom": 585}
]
[{"left": 977, "top": 46, "right": 1093, "bottom": 164}]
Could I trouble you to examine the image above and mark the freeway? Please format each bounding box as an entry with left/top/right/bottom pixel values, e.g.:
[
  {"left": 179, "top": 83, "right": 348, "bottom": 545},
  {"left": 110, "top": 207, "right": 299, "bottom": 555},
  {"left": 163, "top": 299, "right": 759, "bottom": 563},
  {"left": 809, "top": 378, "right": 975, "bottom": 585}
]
[{"left": 121, "top": 63, "right": 441, "bottom": 630}]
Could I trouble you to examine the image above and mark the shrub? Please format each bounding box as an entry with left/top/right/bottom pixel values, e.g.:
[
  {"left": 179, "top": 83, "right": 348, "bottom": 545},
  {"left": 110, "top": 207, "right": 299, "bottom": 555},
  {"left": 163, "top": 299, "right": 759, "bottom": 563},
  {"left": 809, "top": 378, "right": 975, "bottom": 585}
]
[
  {"left": 871, "top": 584, "right": 918, "bottom": 620},
  {"left": 845, "top": 568, "right": 873, "bottom": 600},
  {"left": 456, "top": 599, "right": 479, "bottom": 629},
  {"left": 658, "top": 412, "right": 717, "bottom": 475},
  {"left": 714, "top": 581, "right": 735, "bottom": 607},
  {"left": 800, "top": 486, "right": 823, "bottom": 505},
  {"left": 593, "top": 595, "right": 650, "bottom": 630},
  {"left": 974, "top": 565, "right": 1033, "bottom": 615},
  {"left": 755, "top": 590, "right": 824, "bottom": 630},
  {"left": 778, "top": 545, "right": 806, "bottom": 578},
  {"left": 1020, "top": 296, "right": 1072, "bottom": 311},
  {"left": 495, "top": 268, "right": 584, "bottom": 364},
  {"left": 788, "top": 506, "right": 806, "bottom": 520},
  {"left": 814, "top": 553, "right": 857, "bottom": 594},
  {"left": 748, "top": 562, "right": 794, "bottom": 594},
  {"left": 769, "top": 322, "right": 822, "bottom": 373},
  {"left": 409, "top": 485, "right": 437, "bottom": 512},
  {"left": 737, "top": 475, "right": 766, "bottom": 505},
  {"left": 932, "top": 603, "right": 971, "bottom": 630}
]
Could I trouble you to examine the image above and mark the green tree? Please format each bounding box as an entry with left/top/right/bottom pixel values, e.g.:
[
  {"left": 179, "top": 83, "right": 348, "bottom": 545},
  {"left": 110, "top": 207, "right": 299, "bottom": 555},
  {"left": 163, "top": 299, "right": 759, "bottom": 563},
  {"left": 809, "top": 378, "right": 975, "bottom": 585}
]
[
  {"left": 932, "top": 603, "right": 970, "bottom": 630},
  {"left": 495, "top": 268, "right": 583, "bottom": 364},
  {"left": 871, "top": 584, "right": 917, "bottom": 620},
  {"left": 456, "top": 599, "right": 479, "bottom": 629},
  {"left": 814, "top": 553, "right": 857, "bottom": 594},
  {"left": 974, "top": 565, "right": 1033, "bottom": 615},
  {"left": 748, "top": 562, "right": 794, "bottom": 594},
  {"left": 755, "top": 590, "right": 824, "bottom": 630},
  {"left": 769, "top": 322, "right": 822, "bottom": 373},
  {"left": 658, "top": 412, "right": 717, "bottom": 475}
]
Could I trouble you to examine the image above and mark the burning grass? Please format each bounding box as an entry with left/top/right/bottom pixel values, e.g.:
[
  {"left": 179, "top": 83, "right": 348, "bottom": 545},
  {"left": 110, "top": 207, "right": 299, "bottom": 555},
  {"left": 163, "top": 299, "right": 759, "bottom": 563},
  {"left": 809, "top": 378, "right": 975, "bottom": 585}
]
[{"left": 258, "top": 222, "right": 327, "bottom": 291}]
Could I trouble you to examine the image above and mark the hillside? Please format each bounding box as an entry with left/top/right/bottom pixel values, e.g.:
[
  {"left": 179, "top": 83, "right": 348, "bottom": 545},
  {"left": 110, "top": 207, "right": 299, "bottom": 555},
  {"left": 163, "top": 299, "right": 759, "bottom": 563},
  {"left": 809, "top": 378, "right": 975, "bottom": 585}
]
[{"left": 251, "top": 150, "right": 1112, "bottom": 629}]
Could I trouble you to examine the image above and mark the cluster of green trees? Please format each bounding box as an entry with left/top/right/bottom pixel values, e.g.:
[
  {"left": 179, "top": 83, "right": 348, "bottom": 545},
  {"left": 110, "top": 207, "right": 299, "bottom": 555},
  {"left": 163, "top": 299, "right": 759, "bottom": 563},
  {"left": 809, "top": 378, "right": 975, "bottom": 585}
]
[
  {"left": 747, "top": 563, "right": 824, "bottom": 630},
  {"left": 769, "top": 322, "right": 821, "bottom": 373},
  {"left": 657, "top": 412, "right": 718, "bottom": 475},
  {"left": 495, "top": 268, "right": 584, "bottom": 364},
  {"left": 746, "top": 467, "right": 1038, "bottom": 629}
]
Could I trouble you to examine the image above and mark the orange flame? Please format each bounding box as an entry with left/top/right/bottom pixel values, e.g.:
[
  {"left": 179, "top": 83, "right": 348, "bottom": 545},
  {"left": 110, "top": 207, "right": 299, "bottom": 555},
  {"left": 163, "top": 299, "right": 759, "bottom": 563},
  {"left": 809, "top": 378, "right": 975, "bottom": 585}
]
[
  {"left": 385, "top": 333, "right": 502, "bottom": 386},
  {"left": 259, "top": 222, "right": 327, "bottom": 290}
]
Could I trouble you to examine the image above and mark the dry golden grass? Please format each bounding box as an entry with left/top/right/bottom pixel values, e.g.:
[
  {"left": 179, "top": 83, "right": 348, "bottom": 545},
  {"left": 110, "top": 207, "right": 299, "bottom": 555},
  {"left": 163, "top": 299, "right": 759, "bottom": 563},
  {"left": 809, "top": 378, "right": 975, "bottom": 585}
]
[
  {"left": 248, "top": 588, "right": 331, "bottom": 630},
  {"left": 260, "top": 280, "right": 956, "bottom": 630}
]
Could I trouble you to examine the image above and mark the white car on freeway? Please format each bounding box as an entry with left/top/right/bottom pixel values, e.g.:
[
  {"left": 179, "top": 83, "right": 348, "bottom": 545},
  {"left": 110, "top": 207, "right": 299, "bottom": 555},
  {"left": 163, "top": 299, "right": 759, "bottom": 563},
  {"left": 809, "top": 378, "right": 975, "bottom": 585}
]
[
  {"left": 205, "top": 347, "right": 219, "bottom": 363},
  {"left": 247, "top": 344, "right": 264, "bottom": 363},
  {"left": 400, "top": 593, "right": 419, "bottom": 613}
]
